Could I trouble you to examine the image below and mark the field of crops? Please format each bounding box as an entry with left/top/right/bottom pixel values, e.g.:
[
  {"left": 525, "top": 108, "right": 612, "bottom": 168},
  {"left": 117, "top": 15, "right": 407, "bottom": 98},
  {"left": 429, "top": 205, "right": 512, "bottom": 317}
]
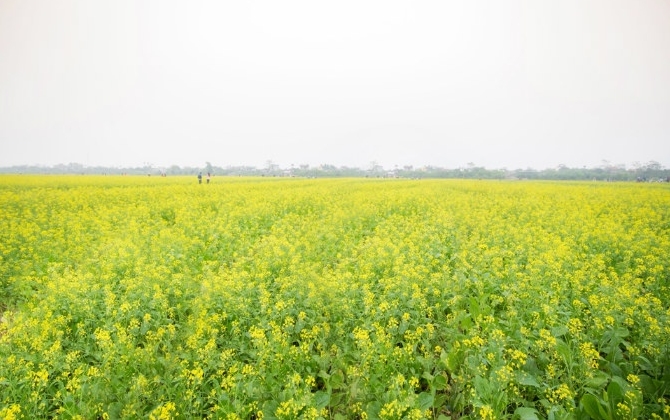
[{"left": 0, "top": 176, "right": 669, "bottom": 419}]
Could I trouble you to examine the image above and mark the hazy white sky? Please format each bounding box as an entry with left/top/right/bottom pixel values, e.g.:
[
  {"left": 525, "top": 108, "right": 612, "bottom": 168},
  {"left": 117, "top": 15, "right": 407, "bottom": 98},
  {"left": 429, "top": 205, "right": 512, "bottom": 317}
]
[{"left": 1, "top": 0, "right": 669, "bottom": 169}]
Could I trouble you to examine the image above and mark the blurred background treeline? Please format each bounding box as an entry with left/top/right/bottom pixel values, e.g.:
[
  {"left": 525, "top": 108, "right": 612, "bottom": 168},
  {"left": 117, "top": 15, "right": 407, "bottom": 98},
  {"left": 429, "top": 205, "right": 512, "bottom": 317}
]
[{"left": 2, "top": 160, "right": 668, "bottom": 182}]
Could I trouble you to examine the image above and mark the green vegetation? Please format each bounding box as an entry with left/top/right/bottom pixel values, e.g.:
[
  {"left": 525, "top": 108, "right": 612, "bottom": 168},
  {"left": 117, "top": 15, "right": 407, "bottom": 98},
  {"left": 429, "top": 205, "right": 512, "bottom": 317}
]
[{"left": 1, "top": 176, "right": 669, "bottom": 419}]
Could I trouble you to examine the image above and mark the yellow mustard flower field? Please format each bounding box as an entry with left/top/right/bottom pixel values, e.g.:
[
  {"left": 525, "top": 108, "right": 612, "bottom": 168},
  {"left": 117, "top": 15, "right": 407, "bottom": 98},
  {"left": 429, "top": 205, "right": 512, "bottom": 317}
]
[{"left": 1, "top": 175, "right": 669, "bottom": 419}]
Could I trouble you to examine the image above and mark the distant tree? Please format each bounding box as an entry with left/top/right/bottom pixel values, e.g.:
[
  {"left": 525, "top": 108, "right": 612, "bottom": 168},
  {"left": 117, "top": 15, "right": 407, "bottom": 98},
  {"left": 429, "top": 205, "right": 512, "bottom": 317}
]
[
  {"left": 645, "top": 161, "right": 662, "bottom": 171},
  {"left": 369, "top": 161, "right": 383, "bottom": 175},
  {"left": 168, "top": 165, "right": 182, "bottom": 175},
  {"left": 640, "top": 161, "right": 664, "bottom": 180},
  {"left": 264, "top": 160, "right": 280, "bottom": 176}
]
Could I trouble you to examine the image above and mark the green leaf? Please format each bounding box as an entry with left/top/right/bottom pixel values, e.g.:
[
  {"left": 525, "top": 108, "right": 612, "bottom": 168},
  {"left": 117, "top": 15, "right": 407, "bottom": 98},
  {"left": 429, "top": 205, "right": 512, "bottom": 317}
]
[
  {"left": 330, "top": 370, "right": 344, "bottom": 389},
  {"left": 581, "top": 394, "right": 603, "bottom": 419},
  {"left": 607, "top": 379, "right": 624, "bottom": 406},
  {"left": 608, "top": 362, "right": 623, "bottom": 376},
  {"left": 366, "top": 401, "right": 382, "bottom": 419},
  {"left": 556, "top": 340, "right": 571, "bottom": 359},
  {"left": 585, "top": 372, "right": 609, "bottom": 389},
  {"left": 613, "top": 326, "right": 629, "bottom": 338},
  {"left": 452, "top": 392, "right": 465, "bottom": 412},
  {"left": 443, "top": 348, "right": 461, "bottom": 374},
  {"left": 551, "top": 325, "right": 569, "bottom": 337},
  {"left": 514, "top": 407, "right": 540, "bottom": 420},
  {"left": 634, "top": 355, "right": 655, "bottom": 372},
  {"left": 473, "top": 376, "right": 491, "bottom": 394},
  {"left": 468, "top": 297, "right": 480, "bottom": 318},
  {"left": 314, "top": 391, "right": 330, "bottom": 409},
  {"left": 262, "top": 400, "right": 279, "bottom": 418},
  {"left": 434, "top": 393, "right": 448, "bottom": 408},
  {"left": 433, "top": 374, "right": 448, "bottom": 390},
  {"left": 516, "top": 371, "right": 541, "bottom": 388},
  {"left": 460, "top": 314, "right": 473, "bottom": 331},
  {"left": 597, "top": 400, "right": 611, "bottom": 420},
  {"left": 329, "top": 392, "right": 344, "bottom": 407},
  {"left": 417, "top": 392, "right": 434, "bottom": 410},
  {"left": 638, "top": 374, "right": 660, "bottom": 395}
]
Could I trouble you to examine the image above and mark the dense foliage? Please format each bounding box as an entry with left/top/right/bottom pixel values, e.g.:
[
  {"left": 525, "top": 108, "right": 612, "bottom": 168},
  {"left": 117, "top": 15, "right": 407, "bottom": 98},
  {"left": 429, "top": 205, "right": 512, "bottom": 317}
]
[{"left": 1, "top": 176, "right": 669, "bottom": 419}]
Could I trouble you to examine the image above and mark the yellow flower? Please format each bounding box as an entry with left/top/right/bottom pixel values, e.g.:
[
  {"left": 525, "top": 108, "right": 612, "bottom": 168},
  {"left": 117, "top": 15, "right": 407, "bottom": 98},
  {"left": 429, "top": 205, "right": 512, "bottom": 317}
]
[
  {"left": 627, "top": 374, "right": 640, "bottom": 387},
  {"left": 479, "top": 405, "right": 495, "bottom": 420},
  {"left": 149, "top": 402, "right": 177, "bottom": 420},
  {"left": 0, "top": 404, "right": 22, "bottom": 420}
]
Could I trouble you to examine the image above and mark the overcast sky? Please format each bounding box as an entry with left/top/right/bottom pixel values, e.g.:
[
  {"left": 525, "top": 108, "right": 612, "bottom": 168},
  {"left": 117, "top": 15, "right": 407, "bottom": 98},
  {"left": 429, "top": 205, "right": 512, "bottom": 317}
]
[{"left": 1, "top": 0, "right": 669, "bottom": 170}]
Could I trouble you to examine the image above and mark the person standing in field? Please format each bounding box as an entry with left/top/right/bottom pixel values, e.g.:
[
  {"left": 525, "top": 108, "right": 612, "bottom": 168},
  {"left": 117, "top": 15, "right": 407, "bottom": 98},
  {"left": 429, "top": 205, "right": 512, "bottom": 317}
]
[
  {"left": 207, "top": 173, "right": 211, "bottom": 184},
  {"left": 198, "top": 172, "right": 202, "bottom": 184}
]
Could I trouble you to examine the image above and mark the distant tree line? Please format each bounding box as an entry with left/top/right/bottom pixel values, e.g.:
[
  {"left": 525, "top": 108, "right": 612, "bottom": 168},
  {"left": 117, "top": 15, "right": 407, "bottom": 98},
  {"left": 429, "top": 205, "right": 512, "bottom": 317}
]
[{"left": 1, "top": 160, "right": 668, "bottom": 181}]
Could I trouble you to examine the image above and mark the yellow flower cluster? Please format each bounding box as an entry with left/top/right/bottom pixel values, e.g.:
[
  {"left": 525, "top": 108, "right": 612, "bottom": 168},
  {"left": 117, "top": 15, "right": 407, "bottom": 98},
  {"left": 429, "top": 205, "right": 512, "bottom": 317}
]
[
  {"left": 579, "top": 341, "right": 600, "bottom": 370},
  {"left": 0, "top": 176, "right": 668, "bottom": 418},
  {"left": 149, "top": 402, "right": 177, "bottom": 420},
  {"left": 546, "top": 383, "right": 575, "bottom": 405}
]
